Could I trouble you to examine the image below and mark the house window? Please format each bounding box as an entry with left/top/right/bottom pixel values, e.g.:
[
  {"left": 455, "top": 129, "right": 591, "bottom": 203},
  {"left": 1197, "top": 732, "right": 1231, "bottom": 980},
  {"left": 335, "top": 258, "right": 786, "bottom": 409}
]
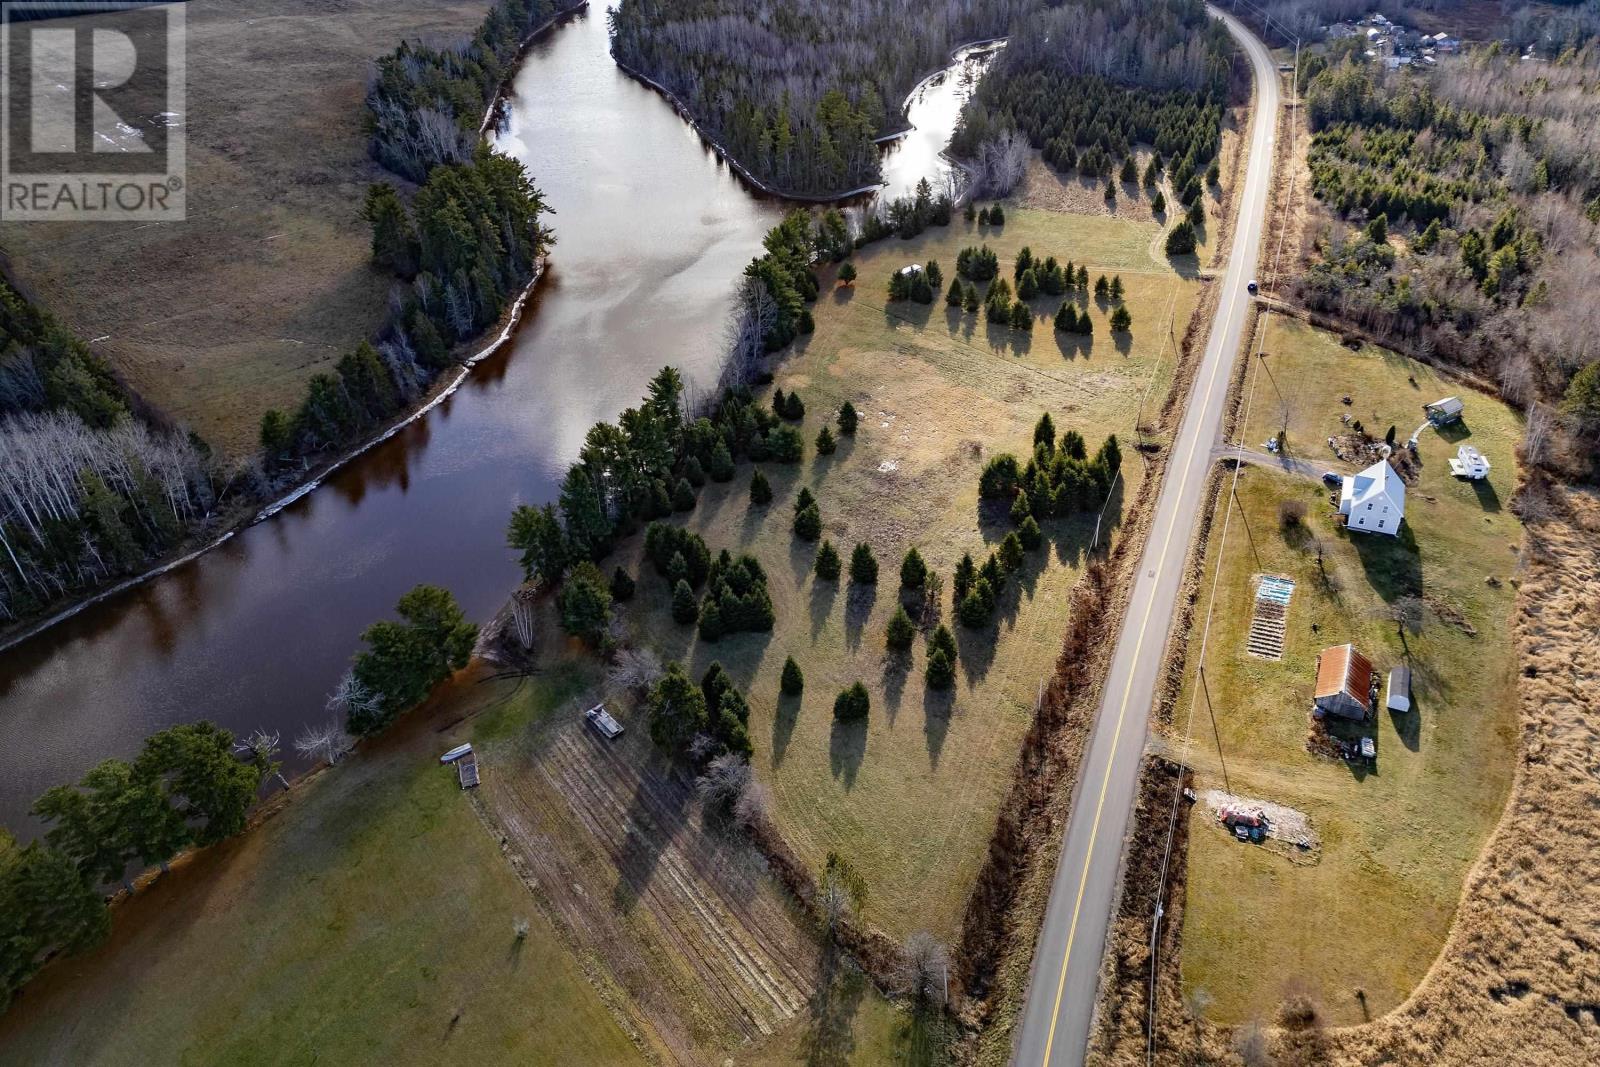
[
  {"left": 1358, "top": 517, "right": 1366, "bottom": 526},
  {"left": 1366, "top": 502, "right": 1373, "bottom": 510}
]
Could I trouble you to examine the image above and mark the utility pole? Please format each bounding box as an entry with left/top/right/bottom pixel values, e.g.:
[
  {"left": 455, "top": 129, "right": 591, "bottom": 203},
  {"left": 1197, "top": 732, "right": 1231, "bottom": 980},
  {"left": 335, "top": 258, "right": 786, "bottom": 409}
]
[{"left": 1199, "top": 666, "right": 1231, "bottom": 794}]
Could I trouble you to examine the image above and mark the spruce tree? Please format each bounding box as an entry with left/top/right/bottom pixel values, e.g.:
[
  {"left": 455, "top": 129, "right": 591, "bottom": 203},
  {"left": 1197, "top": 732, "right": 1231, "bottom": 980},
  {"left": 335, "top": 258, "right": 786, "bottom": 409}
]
[
  {"left": 781, "top": 656, "right": 804, "bottom": 696},
  {"left": 1055, "top": 303, "right": 1079, "bottom": 332},
  {"left": 833, "top": 682, "right": 871, "bottom": 721},
  {"left": 1009, "top": 300, "right": 1033, "bottom": 331},
  {"left": 672, "top": 579, "right": 699, "bottom": 624},
  {"left": 925, "top": 648, "right": 955, "bottom": 689},
  {"left": 963, "top": 284, "right": 980, "bottom": 313},
  {"left": 710, "top": 440, "right": 735, "bottom": 482},
  {"left": 816, "top": 425, "right": 837, "bottom": 455},
  {"left": 900, "top": 547, "right": 927, "bottom": 590},
  {"left": 1034, "top": 413, "right": 1056, "bottom": 450},
  {"left": 750, "top": 469, "right": 773, "bottom": 505},
  {"left": 1110, "top": 306, "right": 1132, "bottom": 333},
  {"left": 794, "top": 486, "right": 816, "bottom": 515},
  {"left": 672, "top": 477, "right": 696, "bottom": 512},
  {"left": 794, "top": 503, "right": 822, "bottom": 541},
  {"left": 837, "top": 401, "right": 858, "bottom": 435},
  {"left": 886, "top": 606, "right": 916, "bottom": 652},
  {"left": 1110, "top": 275, "right": 1124, "bottom": 301},
  {"left": 838, "top": 261, "right": 857, "bottom": 285},
  {"left": 849, "top": 542, "right": 878, "bottom": 584},
  {"left": 815, "top": 539, "right": 841, "bottom": 580},
  {"left": 946, "top": 277, "right": 965, "bottom": 306},
  {"left": 1019, "top": 515, "right": 1043, "bottom": 550}
]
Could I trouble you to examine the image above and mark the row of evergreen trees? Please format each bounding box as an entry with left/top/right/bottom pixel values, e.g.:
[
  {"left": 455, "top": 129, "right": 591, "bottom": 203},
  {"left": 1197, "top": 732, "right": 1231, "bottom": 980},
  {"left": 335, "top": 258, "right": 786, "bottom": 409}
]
[
  {"left": 648, "top": 660, "right": 755, "bottom": 761},
  {"left": 268, "top": 0, "right": 560, "bottom": 468},
  {"left": 5, "top": 722, "right": 277, "bottom": 1006},
  {"left": 0, "top": 278, "right": 125, "bottom": 428}
]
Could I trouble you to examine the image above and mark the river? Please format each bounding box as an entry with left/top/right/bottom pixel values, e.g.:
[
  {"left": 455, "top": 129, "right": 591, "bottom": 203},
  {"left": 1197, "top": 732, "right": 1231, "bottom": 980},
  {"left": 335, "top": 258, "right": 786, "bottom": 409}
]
[{"left": 0, "top": 8, "right": 994, "bottom": 833}]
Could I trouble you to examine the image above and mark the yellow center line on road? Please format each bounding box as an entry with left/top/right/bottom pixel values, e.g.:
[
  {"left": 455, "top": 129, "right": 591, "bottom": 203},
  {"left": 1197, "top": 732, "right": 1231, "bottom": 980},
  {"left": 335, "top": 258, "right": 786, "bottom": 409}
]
[{"left": 1037, "top": 281, "right": 1243, "bottom": 1065}]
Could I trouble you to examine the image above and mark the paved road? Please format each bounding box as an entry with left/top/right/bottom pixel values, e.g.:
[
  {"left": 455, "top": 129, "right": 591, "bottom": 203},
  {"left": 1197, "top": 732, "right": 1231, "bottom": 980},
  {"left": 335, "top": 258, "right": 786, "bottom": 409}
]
[{"left": 1011, "top": 9, "right": 1282, "bottom": 1066}]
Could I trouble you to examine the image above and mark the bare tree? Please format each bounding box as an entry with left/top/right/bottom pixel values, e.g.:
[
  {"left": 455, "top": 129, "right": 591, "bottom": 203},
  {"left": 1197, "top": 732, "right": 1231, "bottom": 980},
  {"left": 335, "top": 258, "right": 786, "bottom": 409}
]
[
  {"left": 898, "top": 931, "right": 950, "bottom": 1007},
  {"left": 734, "top": 778, "right": 771, "bottom": 829},
  {"left": 696, "top": 752, "right": 752, "bottom": 814},
  {"left": 294, "top": 719, "right": 354, "bottom": 766},
  {"left": 236, "top": 729, "right": 290, "bottom": 789},
  {"left": 1523, "top": 401, "right": 1556, "bottom": 467},
  {"left": 1374, "top": 594, "right": 1426, "bottom": 643},
  {"left": 326, "top": 670, "right": 381, "bottom": 727},
  {"left": 607, "top": 646, "right": 664, "bottom": 694},
  {"left": 510, "top": 587, "right": 538, "bottom": 650},
  {"left": 973, "top": 130, "right": 1030, "bottom": 197},
  {"left": 720, "top": 276, "right": 778, "bottom": 391}
]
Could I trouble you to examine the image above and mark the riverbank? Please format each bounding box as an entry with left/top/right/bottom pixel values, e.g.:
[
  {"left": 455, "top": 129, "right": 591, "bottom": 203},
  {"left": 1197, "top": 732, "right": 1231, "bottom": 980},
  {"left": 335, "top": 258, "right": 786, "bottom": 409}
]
[{"left": 0, "top": 264, "right": 545, "bottom": 657}]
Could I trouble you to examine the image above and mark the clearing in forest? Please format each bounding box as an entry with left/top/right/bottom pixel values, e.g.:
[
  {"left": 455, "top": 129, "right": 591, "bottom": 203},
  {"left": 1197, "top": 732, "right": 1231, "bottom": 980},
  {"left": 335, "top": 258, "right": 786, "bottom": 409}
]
[{"left": 1173, "top": 316, "right": 1524, "bottom": 1025}]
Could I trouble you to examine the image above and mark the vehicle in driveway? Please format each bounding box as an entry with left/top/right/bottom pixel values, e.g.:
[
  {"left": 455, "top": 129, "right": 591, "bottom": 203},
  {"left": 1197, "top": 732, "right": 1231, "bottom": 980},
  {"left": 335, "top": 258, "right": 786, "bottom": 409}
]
[{"left": 1322, "top": 471, "right": 1342, "bottom": 486}]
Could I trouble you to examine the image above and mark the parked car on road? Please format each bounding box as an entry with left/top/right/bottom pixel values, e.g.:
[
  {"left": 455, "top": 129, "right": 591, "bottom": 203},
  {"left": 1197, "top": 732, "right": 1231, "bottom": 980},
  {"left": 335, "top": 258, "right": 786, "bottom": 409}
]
[{"left": 1247, "top": 279, "right": 1259, "bottom": 295}]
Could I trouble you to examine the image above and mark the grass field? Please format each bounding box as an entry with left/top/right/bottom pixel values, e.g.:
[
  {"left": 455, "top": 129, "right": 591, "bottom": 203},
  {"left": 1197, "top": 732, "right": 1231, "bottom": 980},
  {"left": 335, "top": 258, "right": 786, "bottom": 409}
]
[
  {"left": 0, "top": 663, "right": 643, "bottom": 1066},
  {"left": 611, "top": 202, "right": 1199, "bottom": 942},
  {"left": 1173, "top": 315, "right": 1523, "bottom": 1025},
  {"left": 0, "top": 0, "right": 493, "bottom": 456}
]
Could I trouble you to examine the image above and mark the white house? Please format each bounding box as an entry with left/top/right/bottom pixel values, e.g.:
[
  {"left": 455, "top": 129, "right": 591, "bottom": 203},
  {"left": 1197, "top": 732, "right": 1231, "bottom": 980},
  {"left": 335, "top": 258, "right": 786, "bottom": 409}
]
[
  {"left": 1449, "top": 444, "right": 1491, "bottom": 479},
  {"left": 1340, "top": 459, "right": 1406, "bottom": 536}
]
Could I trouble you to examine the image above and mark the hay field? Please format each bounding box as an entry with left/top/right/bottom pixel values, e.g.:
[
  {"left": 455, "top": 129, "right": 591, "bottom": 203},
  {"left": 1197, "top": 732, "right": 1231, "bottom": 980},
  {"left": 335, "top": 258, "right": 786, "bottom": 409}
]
[
  {"left": 614, "top": 203, "right": 1199, "bottom": 942},
  {"left": 0, "top": 0, "right": 493, "bottom": 456},
  {"left": 1171, "top": 316, "right": 1525, "bottom": 1025}
]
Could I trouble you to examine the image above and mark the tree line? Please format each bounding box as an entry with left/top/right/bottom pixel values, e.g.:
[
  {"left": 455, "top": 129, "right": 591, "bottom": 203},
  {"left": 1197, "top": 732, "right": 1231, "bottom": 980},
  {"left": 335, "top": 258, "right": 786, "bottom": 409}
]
[
  {"left": 4, "top": 723, "right": 277, "bottom": 1007},
  {"left": 263, "top": 0, "right": 558, "bottom": 471},
  {"left": 951, "top": 0, "right": 1232, "bottom": 186},
  {"left": 367, "top": 0, "right": 587, "bottom": 181},
  {"left": 261, "top": 152, "right": 550, "bottom": 467},
  {"left": 607, "top": 0, "right": 1041, "bottom": 196}
]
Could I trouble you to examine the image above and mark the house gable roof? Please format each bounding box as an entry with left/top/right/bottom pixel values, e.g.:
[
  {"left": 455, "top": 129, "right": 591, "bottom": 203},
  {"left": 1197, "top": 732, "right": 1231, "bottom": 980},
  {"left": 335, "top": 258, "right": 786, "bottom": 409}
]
[{"left": 1348, "top": 459, "right": 1405, "bottom": 512}]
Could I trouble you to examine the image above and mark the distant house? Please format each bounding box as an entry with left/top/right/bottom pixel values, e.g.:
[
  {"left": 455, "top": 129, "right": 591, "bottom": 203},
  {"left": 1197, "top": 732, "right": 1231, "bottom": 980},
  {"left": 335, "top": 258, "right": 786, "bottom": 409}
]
[
  {"left": 1425, "top": 396, "right": 1464, "bottom": 425},
  {"left": 1386, "top": 666, "right": 1411, "bottom": 713},
  {"left": 1432, "top": 33, "right": 1461, "bottom": 53},
  {"left": 1315, "top": 643, "right": 1375, "bottom": 720},
  {"left": 1449, "top": 444, "right": 1490, "bottom": 479},
  {"left": 1339, "top": 459, "right": 1405, "bottom": 536}
]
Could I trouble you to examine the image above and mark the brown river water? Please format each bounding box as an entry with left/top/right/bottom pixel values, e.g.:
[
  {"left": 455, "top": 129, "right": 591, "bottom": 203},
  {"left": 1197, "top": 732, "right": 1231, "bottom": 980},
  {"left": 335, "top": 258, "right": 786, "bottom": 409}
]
[{"left": 0, "top": 7, "right": 994, "bottom": 832}]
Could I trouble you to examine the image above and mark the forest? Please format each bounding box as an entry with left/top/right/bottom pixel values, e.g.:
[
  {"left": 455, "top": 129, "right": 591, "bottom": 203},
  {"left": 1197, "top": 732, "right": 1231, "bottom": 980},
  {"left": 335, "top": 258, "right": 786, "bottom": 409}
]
[
  {"left": 608, "top": 0, "right": 1041, "bottom": 196},
  {"left": 949, "top": 0, "right": 1234, "bottom": 193},
  {"left": 0, "top": 278, "right": 214, "bottom": 624},
  {"left": 1294, "top": 43, "right": 1600, "bottom": 474},
  {"left": 366, "top": 0, "right": 587, "bottom": 180}
]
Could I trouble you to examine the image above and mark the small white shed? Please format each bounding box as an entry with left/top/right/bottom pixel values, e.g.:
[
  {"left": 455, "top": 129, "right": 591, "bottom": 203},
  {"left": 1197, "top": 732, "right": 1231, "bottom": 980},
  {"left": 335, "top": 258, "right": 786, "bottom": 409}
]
[{"left": 1386, "top": 666, "right": 1411, "bottom": 713}]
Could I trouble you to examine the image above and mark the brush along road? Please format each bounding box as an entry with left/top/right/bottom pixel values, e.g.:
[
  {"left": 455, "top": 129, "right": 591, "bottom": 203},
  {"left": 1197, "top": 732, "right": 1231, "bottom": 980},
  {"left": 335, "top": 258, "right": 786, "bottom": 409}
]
[{"left": 1012, "top": 8, "right": 1283, "bottom": 1065}]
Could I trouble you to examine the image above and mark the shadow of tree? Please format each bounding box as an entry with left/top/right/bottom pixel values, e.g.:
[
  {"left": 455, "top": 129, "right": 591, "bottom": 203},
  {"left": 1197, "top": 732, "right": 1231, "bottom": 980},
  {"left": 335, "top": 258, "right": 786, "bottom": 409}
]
[
  {"left": 829, "top": 714, "right": 867, "bottom": 790},
  {"left": 954, "top": 621, "right": 998, "bottom": 683},
  {"left": 801, "top": 943, "right": 870, "bottom": 1067},
  {"left": 612, "top": 754, "right": 689, "bottom": 912},
  {"left": 772, "top": 692, "right": 801, "bottom": 768},
  {"left": 810, "top": 577, "right": 839, "bottom": 639},
  {"left": 843, "top": 582, "right": 877, "bottom": 651},
  {"left": 923, "top": 686, "right": 954, "bottom": 768},
  {"left": 882, "top": 652, "right": 910, "bottom": 720}
]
